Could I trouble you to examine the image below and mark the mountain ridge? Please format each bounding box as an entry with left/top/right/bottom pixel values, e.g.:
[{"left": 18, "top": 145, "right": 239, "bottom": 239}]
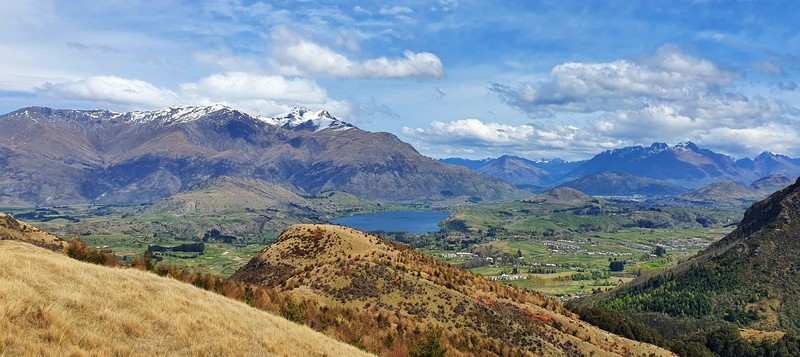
[
  {"left": 0, "top": 105, "right": 521, "bottom": 205},
  {"left": 441, "top": 143, "right": 800, "bottom": 192}
]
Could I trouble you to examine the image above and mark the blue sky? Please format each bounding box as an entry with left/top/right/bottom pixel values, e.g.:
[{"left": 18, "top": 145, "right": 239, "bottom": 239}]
[{"left": 1, "top": 0, "right": 799, "bottom": 160}]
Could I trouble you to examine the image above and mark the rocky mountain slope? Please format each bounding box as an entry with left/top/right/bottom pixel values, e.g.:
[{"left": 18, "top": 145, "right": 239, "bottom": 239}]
[
  {"left": 737, "top": 152, "right": 800, "bottom": 178},
  {"left": 475, "top": 155, "right": 556, "bottom": 186},
  {"left": 231, "top": 224, "right": 673, "bottom": 356},
  {"left": 0, "top": 105, "right": 519, "bottom": 205},
  {"left": 0, "top": 239, "right": 369, "bottom": 356}
]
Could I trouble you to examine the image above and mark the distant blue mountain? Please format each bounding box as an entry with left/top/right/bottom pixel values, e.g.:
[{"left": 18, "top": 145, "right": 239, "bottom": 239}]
[{"left": 441, "top": 143, "right": 800, "bottom": 192}]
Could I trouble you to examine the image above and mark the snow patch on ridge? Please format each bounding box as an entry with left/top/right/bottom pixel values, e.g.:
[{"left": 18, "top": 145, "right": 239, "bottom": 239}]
[{"left": 125, "top": 104, "right": 231, "bottom": 125}]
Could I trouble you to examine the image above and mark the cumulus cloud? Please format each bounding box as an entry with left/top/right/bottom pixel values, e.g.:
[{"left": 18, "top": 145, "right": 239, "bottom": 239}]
[
  {"left": 402, "top": 118, "right": 621, "bottom": 159},
  {"left": 490, "top": 46, "right": 738, "bottom": 116},
  {"left": 179, "top": 72, "right": 353, "bottom": 117},
  {"left": 487, "top": 45, "right": 800, "bottom": 157},
  {"left": 33, "top": 72, "right": 355, "bottom": 118},
  {"left": 36, "top": 76, "right": 179, "bottom": 108},
  {"left": 697, "top": 123, "right": 800, "bottom": 158},
  {"left": 271, "top": 28, "right": 444, "bottom": 79},
  {"left": 180, "top": 72, "right": 329, "bottom": 103}
]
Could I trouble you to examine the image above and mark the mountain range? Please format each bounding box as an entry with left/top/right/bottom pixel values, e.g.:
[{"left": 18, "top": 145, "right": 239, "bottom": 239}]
[
  {"left": 0, "top": 106, "right": 519, "bottom": 206},
  {"left": 441, "top": 143, "right": 800, "bottom": 193}
]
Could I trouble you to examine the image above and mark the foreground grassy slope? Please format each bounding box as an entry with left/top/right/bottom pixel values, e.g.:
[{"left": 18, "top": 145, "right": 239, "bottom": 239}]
[
  {"left": 232, "top": 224, "right": 674, "bottom": 356},
  {"left": 0, "top": 240, "right": 370, "bottom": 356}
]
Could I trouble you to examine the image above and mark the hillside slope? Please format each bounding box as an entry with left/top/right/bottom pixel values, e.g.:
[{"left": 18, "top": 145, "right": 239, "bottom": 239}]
[
  {"left": 575, "top": 178, "right": 800, "bottom": 336},
  {"left": 750, "top": 173, "right": 796, "bottom": 195},
  {"left": 525, "top": 187, "right": 593, "bottom": 205},
  {"left": 0, "top": 240, "right": 370, "bottom": 356},
  {"left": 232, "top": 224, "right": 674, "bottom": 356},
  {"left": 559, "top": 171, "right": 686, "bottom": 196},
  {"left": 679, "top": 180, "right": 762, "bottom": 203},
  {"left": 0, "top": 213, "right": 67, "bottom": 251}
]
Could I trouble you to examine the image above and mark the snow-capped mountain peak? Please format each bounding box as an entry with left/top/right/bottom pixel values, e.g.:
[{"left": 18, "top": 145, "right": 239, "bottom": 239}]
[
  {"left": 673, "top": 141, "right": 700, "bottom": 152},
  {"left": 125, "top": 104, "right": 233, "bottom": 125},
  {"left": 261, "top": 106, "right": 353, "bottom": 132}
]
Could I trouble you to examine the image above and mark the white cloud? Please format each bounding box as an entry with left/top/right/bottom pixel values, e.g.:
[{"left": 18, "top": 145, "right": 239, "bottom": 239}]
[
  {"left": 272, "top": 28, "right": 444, "bottom": 79},
  {"left": 592, "top": 95, "right": 794, "bottom": 141},
  {"left": 180, "top": 72, "right": 329, "bottom": 103},
  {"left": 32, "top": 72, "right": 354, "bottom": 118},
  {"left": 201, "top": 0, "right": 272, "bottom": 20},
  {"left": 402, "top": 118, "right": 621, "bottom": 159},
  {"left": 437, "top": 0, "right": 459, "bottom": 11},
  {"left": 697, "top": 123, "right": 800, "bottom": 157},
  {"left": 491, "top": 46, "right": 738, "bottom": 116},
  {"left": 487, "top": 45, "right": 800, "bottom": 158},
  {"left": 378, "top": 6, "right": 413, "bottom": 15},
  {"left": 36, "top": 76, "right": 178, "bottom": 108},
  {"left": 353, "top": 5, "right": 371, "bottom": 16}
]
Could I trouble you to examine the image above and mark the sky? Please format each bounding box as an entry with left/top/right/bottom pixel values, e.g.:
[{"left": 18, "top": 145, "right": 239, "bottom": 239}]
[{"left": 2, "top": 0, "right": 799, "bottom": 160}]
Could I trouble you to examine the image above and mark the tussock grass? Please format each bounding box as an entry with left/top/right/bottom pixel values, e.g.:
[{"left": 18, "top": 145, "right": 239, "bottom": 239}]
[{"left": 0, "top": 240, "right": 371, "bottom": 356}]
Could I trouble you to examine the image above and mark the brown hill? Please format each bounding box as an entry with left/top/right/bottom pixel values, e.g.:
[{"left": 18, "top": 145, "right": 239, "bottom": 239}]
[
  {"left": 679, "top": 180, "right": 762, "bottom": 203},
  {"left": 0, "top": 239, "right": 370, "bottom": 356},
  {"left": 558, "top": 171, "right": 686, "bottom": 196},
  {"left": 0, "top": 213, "right": 66, "bottom": 251},
  {"left": 147, "top": 176, "right": 308, "bottom": 215},
  {"left": 525, "top": 187, "right": 593, "bottom": 205},
  {"left": 231, "top": 224, "right": 674, "bottom": 356},
  {"left": 750, "top": 174, "right": 796, "bottom": 195}
]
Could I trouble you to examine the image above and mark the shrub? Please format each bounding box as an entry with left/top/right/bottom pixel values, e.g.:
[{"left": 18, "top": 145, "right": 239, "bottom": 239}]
[{"left": 66, "top": 239, "right": 118, "bottom": 266}]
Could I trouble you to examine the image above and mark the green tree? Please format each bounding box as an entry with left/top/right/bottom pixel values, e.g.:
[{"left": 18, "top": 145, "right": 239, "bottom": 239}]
[
  {"left": 410, "top": 327, "right": 446, "bottom": 357},
  {"left": 609, "top": 260, "right": 625, "bottom": 272}
]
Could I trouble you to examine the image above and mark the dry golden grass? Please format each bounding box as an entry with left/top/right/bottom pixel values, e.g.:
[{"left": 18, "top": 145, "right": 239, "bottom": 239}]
[
  {"left": 0, "top": 240, "right": 371, "bottom": 357},
  {"left": 739, "top": 328, "right": 786, "bottom": 343}
]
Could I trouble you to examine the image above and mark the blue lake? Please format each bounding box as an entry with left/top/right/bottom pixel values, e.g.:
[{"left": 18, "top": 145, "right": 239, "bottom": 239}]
[{"left": 330, "top": 210, "right": 450, "bottom": 234}]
